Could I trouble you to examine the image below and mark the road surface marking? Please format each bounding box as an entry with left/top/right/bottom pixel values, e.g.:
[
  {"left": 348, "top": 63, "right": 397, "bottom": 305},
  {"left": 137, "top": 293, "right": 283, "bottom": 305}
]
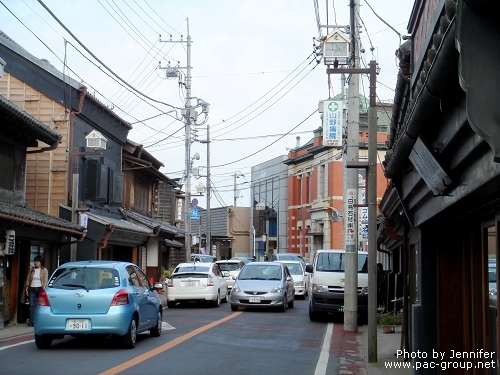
[
  {"left": 99, "top": 311, "right": 242, "bottom": 375},
  {"left": 314, "top": 322, "right": 333, "bottom": 375}
]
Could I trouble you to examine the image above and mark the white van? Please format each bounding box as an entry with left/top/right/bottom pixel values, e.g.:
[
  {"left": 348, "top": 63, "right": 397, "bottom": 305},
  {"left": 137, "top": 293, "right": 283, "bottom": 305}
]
[{"left": 305, "top": 249, "right": 368, "bottom": 322}]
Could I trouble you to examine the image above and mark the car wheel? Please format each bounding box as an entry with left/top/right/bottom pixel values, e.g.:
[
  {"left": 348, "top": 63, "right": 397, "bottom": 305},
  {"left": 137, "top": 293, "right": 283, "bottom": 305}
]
[
  {"left": 121, "top": 318, "right": 137, "bottom": 349},
  {"left": 231, "top": 304, "right": 239, "bottom": 311},
  {"left": 35, "top": 334, "right": 52, "bottom": 349},
  {"left": 221, "top": 288, "right": 228, "bottom": 303},
  {"left": 167, "top": 301, "right": 176, "bottom": 308},
  {"left": 212, "top": 291, "right": 221, "bottom": 307},
  {"left": 280, "top": 295, "right": 287, "bottom": 312},
  {"left": 288, "top": 294, "right": 294, "bottom": 308},
  {"left": 309, "top": 302, "right": 321, "bottom": 322},
  {"left": 150, "top": 311, "right": 162, "bottom": 337}
]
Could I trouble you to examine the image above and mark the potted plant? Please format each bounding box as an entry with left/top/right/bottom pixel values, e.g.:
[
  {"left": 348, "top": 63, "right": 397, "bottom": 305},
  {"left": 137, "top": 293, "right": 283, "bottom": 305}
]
[
  {"left": 162, "top": 269, "right": 172, "bottom": 282},
  {"left": 379, "top": 312, "right": 403, "bottom": 333}
]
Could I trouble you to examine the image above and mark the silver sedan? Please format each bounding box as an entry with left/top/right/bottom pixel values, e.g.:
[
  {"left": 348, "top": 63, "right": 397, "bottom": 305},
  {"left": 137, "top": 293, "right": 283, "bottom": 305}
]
[{"left": 229, "top": 262, "right": 295, "bottom": 312}]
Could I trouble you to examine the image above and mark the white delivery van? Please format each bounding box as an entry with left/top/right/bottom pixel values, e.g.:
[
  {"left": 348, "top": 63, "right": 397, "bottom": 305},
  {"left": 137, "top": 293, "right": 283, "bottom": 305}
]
[{"left": 305, "top": 249, "right": 368, "bottom": 322}]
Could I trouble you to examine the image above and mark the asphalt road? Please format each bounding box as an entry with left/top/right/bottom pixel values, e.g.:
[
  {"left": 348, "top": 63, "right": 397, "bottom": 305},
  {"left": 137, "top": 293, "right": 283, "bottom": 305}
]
[{"left": 0, "top": 296, "right": 343, "bottom": 375}]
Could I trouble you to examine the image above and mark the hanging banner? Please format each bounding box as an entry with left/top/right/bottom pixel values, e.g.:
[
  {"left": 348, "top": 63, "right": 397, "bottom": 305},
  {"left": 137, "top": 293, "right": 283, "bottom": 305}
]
[{"left": 323, "top": 100, "right": 343, "bottom": 147}]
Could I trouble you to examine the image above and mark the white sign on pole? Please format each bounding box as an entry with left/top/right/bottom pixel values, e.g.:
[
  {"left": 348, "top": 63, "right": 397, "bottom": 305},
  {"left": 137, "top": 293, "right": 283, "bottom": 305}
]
[
  {"left": 345, "top": 188, "right": 357, "bottom": 252},
  {"left": 323, "top": 100, "right": 343, "bottom": 146},
  {"left": 358, "top": 188, "right": 368, "bottom": 241}
]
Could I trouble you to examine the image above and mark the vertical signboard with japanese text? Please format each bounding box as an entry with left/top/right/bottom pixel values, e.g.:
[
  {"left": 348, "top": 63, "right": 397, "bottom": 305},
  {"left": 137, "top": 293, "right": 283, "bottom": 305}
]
[
  {"left": 358, "top": 188, "right": 368, "bottom": 242},
  {"left": 323, "top": 100, "right": 343, "bottom": 147},
  {"left": 345, "top": 189, "right": 357, "bottom": 252}
]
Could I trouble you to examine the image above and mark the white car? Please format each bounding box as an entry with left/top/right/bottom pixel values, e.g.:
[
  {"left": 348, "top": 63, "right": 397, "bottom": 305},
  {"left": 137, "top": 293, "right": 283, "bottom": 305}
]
[
  {"left": 216, "top": 260, "right": 245, "bottom": 290},
  {"left": 274, "top": 260, "right": 309, "bottom": 299},
  {"left": 166, "top": 262, "right": 228, "bottom": 308}
]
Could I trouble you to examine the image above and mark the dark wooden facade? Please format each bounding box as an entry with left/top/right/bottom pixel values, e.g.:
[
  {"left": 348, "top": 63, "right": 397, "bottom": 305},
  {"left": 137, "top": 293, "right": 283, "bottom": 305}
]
[{"left": 378, "top": 0, "right": 500, "bottom": 373}]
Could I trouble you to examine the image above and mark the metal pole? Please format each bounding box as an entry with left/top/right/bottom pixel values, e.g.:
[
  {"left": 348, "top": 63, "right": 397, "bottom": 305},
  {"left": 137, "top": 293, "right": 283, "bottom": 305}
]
[
  {"left": 184, "top": 20, "right": 193, "bottom": 262},
  {"left": 234, "top": 172, "right": 237, "bottom": 207},
  {"left": 344, "top": 0, "right": 360, "bottom": 332},
  {"left": 206, "top": 124, "right": 211, "bottom": 257},
  {"left": 70, "top": 174, "right": 79, "bottom": 262},
  {"left": 367, "top": 60, "right": 378, "bottom": 363}
]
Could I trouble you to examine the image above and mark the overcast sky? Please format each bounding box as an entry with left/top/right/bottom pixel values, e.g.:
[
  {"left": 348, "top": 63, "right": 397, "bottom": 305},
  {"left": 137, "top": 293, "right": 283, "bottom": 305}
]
[{"left": 0, "top": 0, "right": 415, "bottom": 209}]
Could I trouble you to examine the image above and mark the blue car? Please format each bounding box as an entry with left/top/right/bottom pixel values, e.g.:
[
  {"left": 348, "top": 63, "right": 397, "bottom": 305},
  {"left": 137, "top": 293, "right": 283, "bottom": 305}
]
[{"left": 34, "top": 261, "right": 163, "bottom": 349}]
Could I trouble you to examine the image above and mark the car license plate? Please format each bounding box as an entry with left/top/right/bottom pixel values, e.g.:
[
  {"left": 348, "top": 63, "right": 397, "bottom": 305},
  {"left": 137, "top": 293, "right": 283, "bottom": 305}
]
[
  {"left": 66, "top": 319, "right": 90, "bottom": 330},
  {"left": 249, "top": 296, "right": 261, "bottom": 303},
  {"left": 183, "top": 281, "right": 196, "bottom": 287}
]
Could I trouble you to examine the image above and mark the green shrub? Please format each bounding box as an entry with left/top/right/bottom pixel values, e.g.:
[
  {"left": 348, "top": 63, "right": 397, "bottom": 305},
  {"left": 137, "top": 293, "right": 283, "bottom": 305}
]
[
  {"left": 162, "top": 269, "right": 172, "bottom": 279},
  {"left": 379, "top": 312, "right": 403, "bottom": 326}
]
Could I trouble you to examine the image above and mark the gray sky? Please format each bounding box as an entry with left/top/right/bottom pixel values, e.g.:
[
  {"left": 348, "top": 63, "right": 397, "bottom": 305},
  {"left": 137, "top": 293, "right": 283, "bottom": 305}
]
[{"left": 0, "top": 0, "right": 415, "bottom": 208}]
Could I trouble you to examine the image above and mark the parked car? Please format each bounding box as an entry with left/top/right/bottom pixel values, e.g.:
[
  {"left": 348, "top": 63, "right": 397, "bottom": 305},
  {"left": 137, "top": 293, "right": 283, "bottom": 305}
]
[
  {"left": 216, "top": 259, "right": 245, "bottom": 291},
  {"left": 33, "top": 261, "right": 163, "bottom": 349},
  {"left": 489, "top": 258, "right": 497, "bottom": 294},
  {"left": 272, "top": 253, "right": 307, "bottom": 267},
  {"left": 230, "top": 256, "right": 256, "bottom": 264},
  {"left": 190, "top": 254, "right": 216, "bottom": 263},
  {"left": 166, "top": 262, "right": 228, "bottom": 308},
  {"left": 274, "top": 260, "right": 309, "bottom": 299},
  {"left": 229, "top": 262, "right": 295, "bottom": 312}
]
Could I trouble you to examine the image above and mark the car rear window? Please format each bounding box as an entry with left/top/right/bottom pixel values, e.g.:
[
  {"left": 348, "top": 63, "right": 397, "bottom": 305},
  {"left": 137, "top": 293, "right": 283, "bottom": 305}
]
[
  {"left": 48, "top": 267, "right": 119, "bottom": 290},
  {"left": 218, "top": 263, "right": 240, "bottom": 271},
  {"left": 174, "top": 266, "right": 210, "bottom": 273}
]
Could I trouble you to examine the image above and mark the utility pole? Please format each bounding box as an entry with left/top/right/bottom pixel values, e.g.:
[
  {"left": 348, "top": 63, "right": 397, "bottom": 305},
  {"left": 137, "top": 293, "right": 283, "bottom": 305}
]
[
  {"left": 159, "top": 19, "right": 210, "bottom": 263},
  {"left": 200, "top": 125, "right": 211, "bottom": 257},
  {"left": 161, "top": 21, "right": 193, "bottom": 262},
  {"left": 184, "top": 22, "right": 193, "bottom": 262},
  {"left": 343, "top": 0, "right": 360, "bottom": 332},
  {"left": 233, "top": 172, "right": 240, "bottom": 207}
]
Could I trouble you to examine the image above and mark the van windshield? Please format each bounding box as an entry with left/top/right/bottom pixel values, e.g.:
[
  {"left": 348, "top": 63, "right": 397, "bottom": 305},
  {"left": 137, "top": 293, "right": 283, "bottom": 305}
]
[{"left": 316, "top": 252, "right": 368, "bottom": 273}]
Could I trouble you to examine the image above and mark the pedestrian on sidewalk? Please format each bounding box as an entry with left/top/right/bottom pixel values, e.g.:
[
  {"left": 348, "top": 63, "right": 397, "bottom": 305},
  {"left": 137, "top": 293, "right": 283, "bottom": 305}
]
[{"left": 25, "top": 256, "right": 48, "bottom": 327}]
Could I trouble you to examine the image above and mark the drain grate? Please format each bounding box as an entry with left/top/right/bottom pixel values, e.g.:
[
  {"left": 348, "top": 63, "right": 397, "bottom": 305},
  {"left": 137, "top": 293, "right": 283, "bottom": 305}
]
[{"left": 344, "top": 355, "right": 363, "bottom": 362}]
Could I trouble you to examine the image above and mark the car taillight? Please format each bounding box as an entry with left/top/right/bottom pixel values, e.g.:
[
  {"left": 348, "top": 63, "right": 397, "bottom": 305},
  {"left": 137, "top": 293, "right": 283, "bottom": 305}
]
[
  {"left": 110, "top": 289, "right": 130, "bottom": 306},
  {"left": 167, "top": 278, "right": 173, "bottom": 288},
  {"left": 207, "top": 276, "right": 214, "bottom": 286},
  {"left": 37, "top": 290, "right": 50, "bottom": 306}
]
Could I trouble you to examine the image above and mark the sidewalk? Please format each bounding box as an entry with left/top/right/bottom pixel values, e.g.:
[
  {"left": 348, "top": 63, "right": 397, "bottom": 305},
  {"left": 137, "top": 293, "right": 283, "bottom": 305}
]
[{"left": 362, "top": 326, "right": 411, "bottom": 375}]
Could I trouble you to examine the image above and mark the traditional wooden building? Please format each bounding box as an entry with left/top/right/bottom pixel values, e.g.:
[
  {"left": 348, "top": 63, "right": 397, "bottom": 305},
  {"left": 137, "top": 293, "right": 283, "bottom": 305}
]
[
  {"left": 378, "top": 0, "right": 500, "bottom": 372},
  {"left": 0, "top": 94, "right": 85, "bottom": 328}
]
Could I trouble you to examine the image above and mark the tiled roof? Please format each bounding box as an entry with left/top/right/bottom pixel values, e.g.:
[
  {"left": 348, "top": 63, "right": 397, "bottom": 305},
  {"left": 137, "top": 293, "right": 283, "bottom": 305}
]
[
  {"left": 87, "top": 212, "right": 152, "bottom": 234},
  {"left": 119, "top": 208, "right": 184, "bottom": 235},
  {"left": 0, "top": 95, "right": 61, "bottom": 146},
  {"left": 0, "top": 200, "right": 85, "bottom": 236},
  {"left": 165, "top": 239, "right": 183, "bottom": 248}
]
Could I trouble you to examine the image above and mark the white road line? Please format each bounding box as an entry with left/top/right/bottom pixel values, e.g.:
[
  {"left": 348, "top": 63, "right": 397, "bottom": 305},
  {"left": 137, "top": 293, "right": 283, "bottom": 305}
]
[
  {"left": 314, "top": 322, "right": 333, "bottom": 375},
  {"left": 0, "top": 339, "right": 34, "bottom": 350}
]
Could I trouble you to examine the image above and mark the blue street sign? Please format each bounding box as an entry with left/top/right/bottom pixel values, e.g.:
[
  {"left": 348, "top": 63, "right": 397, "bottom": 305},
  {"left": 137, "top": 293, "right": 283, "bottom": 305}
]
[
  {"left": 190, "top": 206, "right": 200, "bottom": 220},
  {"left": 192, "top": 198, "right": 199, "bottom": 206}
]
